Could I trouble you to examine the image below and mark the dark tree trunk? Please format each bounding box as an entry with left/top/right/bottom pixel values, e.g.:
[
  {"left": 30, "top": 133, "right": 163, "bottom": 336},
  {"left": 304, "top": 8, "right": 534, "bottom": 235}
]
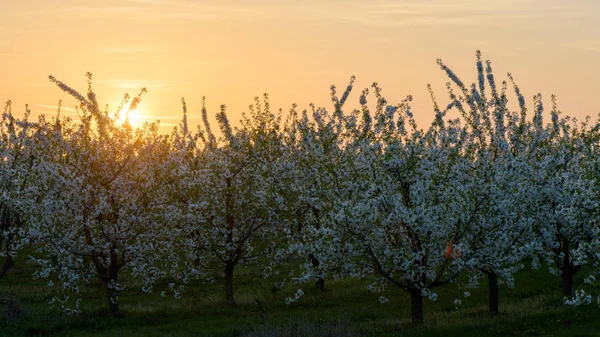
[
  {"left": 93, "top": 250, "right": 122, "bottom": 316},
  {"left": 308, "top": 253, "right": 325, "bottom": 291},
  {"left": 106, "top": 282, "right": 120, "bottom": 315},
  {"left": 0, "top": 213, "right": 16, "bottom": 280},
  {"left": 410, "top": 289, "right": 424, "bottom": 326},
  {"left": 315, "top": 278, "right": 325, "bottom": 290},
  {"left": 487, "top": 272, "right": 499, "bottom": 314},
  {"left": 562, "top": 268, "right": 574, "bottom": 296},
  {"left": 0, "top": 255, "right": 13, "bottom": 280},
  {"left": 225, "top": 261, "right": 235, "bottom": 305},
  {"left": 561, "top": 239, "right": 574, "bottom": 296},
  {"left": 106, "top": 254, "right": 121, "bottom": 316}
]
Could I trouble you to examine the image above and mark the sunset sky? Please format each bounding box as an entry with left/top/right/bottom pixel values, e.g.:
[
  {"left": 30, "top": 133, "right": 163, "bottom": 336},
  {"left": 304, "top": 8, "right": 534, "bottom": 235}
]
[{"left": 1, "top": 0, "right": 600, "bottom": 131}]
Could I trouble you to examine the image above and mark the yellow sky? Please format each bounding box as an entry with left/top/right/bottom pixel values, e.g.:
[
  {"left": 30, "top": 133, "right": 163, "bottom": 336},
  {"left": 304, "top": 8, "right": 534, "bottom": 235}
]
[{"left": 1, "top": 0, "right": 600, "bottom": 132}]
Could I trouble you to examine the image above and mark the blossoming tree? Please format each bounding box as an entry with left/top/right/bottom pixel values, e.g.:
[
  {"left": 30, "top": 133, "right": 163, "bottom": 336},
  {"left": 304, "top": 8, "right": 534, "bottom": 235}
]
[
  {"left": 435, "top": 52, "right": 540, "bottom": 314},
  {"left": 28, "top": 74, "right": 177, "bottom": 315},
  {"left": 169, "top": 95, "right": 290, "bottom": 304}
]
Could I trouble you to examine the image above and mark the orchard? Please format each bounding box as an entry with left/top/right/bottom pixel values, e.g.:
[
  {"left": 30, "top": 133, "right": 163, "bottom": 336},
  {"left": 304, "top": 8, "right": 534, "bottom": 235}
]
[{"left": 1, "top": 52, "right": 600, "bottom": 336}]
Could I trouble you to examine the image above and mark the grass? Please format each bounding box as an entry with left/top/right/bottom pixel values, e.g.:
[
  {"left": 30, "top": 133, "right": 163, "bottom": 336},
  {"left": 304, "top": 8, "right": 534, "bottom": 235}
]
[{"left": 1, "top": 257, "right": 600, "bottom": 337}]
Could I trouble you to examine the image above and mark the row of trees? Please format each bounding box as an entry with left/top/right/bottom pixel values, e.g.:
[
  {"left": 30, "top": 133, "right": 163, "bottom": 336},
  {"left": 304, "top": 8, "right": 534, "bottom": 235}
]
[{"left": 1, "top": 52, "right": 600, "bottom": 325}]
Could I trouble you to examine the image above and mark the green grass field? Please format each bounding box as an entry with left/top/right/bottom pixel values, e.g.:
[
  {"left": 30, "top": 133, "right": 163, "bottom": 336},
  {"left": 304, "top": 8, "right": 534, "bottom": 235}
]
[{"left": 1, "top": 257, "right": 599, "bottom": 337}]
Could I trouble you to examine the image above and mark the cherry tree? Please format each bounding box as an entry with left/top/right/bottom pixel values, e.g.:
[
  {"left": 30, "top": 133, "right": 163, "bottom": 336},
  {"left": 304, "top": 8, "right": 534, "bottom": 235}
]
[
  {"left": 0, "top": 102, "right": 37, "bottom": 280},
  {"left": 282, "top": 78, "right": 359, "bottom": 291},
  {"left": 434, "top": 52, "right": 540, "bottom": 314},
  {"left": 169, "top": 95, "right": 290, "bottom": 304},
  {"left": 28, "top": 74, "right": 177, "bottom": 315},
  {"left": 287, "top": 79, "right": 481, "bottom": 325},
  {"left": 0, "top": 101, "right": 67, "bottom": 282},
  {"left": 531, "top": 109, "right": 600, "bottom": 297},
  {"left": 561, "top": 118, "right": 600, "bottom": 306}
]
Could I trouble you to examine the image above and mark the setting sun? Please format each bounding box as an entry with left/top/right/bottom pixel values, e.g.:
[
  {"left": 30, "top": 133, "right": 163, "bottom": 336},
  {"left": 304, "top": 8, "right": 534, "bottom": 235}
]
[{"left": 116, "top": 108, "right": 144, "bottom": 127}]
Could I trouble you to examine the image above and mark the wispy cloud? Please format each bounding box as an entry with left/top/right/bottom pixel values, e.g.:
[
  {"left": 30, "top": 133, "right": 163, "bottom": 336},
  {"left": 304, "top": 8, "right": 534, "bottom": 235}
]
[
  {"left": 187, "top": 60, "right": 223, "bottom": 67},
  {"left": 38, "top": 104, "right": 77, "bottom": 112},
  {"left": 140, "top": 114, "right": 182, "bottom": 120},
  {"left": 47, "top": 4, "right": 229, "bottom": 20},
  {"left": 154, "top": 122, "right": 179, "bottom": 127},
  {"left": 1, "top": 0, "right": 574, "bottom": 26},
  {"left": 100, "top": 79, "right": 175, "bottom": 91},
  {"left": 309, "top": 0, "right": 570, "bottom": 28},
  {"left": 26, "top": 82, "right": 54, "bottom": 88},
  {"left": 564, "top": 40, "right": 600, "bottom": 53},
  {"left": 0, "top": 52, "right": 33, "bottom": 56},
  {"left": 35, "top": 110, "right": 79, "bottom": 116},
  {"left": 102, "top": 46, "right": 151, "bottom": 54},
  {"left": 4, "top": 0, "right": 597, "bottom": 28},
  {"left": 128, "top": 0, "right": 178, "bottom": 5},
  {"left": 36, "top": 104, "right": 79, "bottom": 116}
]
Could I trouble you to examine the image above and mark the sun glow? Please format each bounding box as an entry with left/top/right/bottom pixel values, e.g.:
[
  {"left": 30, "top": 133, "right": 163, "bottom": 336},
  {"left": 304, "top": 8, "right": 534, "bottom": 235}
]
[{"left": 117, "top": 108, "right": 144, "bottom": 127}]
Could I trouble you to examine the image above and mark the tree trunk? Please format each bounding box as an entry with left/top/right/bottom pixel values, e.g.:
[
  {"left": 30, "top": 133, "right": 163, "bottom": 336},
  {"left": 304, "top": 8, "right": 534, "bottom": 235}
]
[
  {"left": 93, "top": 251, "right": 122, "bottom": 316},
  {"left": 309, "top": 253, "right": 325, "bottom": 290},
  {"left": 487, "top": 272, "right": 499, "bottom": 314},
  {"left": 106, "top": 283, "right": 120, "bottom": 315},
  {"left": 106, "top": 257, "right": 122, "bottom": 316},
  {"left": 225, "top": 261, "right": 235, "bottom": 305},
  {"left": 562, "top": 268, "right": 574, "bottom": 296},
  {"left": 0, "top": 255, "right": 13, "bottom": 280},
  {"left": 410, "top": 289, "right": 424, "bottom": 326},
  {"left": 315, "top": 277, "right": 325, "bottom": 290},
  {"left": 561, "top": 239, "right": 573, "bottom": 296},
  {"left": 0, "top": 235, "right": 14, "bottom": 280}
]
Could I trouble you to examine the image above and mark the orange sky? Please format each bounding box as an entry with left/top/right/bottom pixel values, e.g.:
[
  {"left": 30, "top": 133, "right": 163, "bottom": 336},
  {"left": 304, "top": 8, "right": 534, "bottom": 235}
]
[{"left": 1, "top": 0, "right": 600, "bottom": 132}]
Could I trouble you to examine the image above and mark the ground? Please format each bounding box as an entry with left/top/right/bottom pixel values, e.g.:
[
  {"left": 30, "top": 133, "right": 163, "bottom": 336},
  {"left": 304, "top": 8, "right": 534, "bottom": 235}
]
[{"left": 1, "top": 258, "right": 600, "bottom": 337}]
